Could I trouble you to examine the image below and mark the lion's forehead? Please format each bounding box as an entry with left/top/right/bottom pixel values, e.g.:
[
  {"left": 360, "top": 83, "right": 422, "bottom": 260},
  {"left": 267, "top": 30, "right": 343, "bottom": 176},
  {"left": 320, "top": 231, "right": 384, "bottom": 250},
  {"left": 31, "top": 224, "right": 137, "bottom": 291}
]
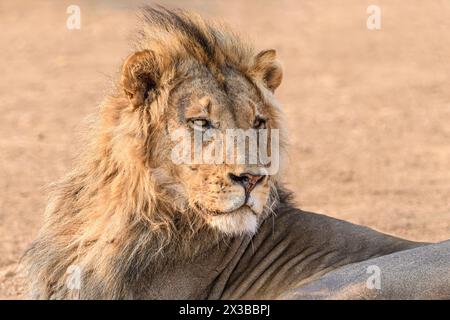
[{"left": 170, "top": 64, "right": 266, "bottom": 126}]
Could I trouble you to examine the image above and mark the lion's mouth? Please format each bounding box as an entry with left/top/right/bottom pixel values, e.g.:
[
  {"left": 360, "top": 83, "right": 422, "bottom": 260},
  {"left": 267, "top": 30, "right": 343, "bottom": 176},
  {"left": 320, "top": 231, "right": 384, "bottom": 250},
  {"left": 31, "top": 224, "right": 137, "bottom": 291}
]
[{"left": 194, "top": 201, "right": 257, "bottom": 217}]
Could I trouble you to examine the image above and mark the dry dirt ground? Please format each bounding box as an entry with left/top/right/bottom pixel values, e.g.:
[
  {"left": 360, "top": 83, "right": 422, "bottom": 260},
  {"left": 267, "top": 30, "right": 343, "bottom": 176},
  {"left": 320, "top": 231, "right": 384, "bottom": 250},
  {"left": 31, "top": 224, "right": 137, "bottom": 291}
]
[{"left": 1, "top": 0, "right": 449, "bottom": 299}]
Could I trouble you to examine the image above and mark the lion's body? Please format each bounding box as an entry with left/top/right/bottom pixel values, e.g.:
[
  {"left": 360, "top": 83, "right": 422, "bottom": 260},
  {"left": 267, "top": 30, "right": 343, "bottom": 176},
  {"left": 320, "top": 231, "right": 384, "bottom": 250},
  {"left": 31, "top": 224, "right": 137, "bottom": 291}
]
[
  {"left": 25, "top": 7, "right": 450, "bottom": 300},
  {"left": 26, "top": 191, "right": 450, "bottom": 299},
  {"left": 125, "top": 204, "right": 422, "bottom": 299}
]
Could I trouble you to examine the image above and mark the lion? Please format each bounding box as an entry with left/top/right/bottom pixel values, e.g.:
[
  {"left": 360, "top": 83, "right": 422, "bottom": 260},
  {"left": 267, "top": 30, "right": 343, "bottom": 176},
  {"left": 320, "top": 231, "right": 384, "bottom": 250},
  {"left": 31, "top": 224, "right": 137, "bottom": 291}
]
[{"left": 25, "top": 7, "right": 450, "bottom": 299}]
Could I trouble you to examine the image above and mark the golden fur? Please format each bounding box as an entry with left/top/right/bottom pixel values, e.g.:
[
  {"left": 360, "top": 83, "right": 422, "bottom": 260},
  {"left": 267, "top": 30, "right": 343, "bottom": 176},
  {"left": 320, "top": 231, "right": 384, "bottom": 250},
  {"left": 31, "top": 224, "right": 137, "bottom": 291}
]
[{"left": 25, "top": 7, "right": 286, "bottom": 299}]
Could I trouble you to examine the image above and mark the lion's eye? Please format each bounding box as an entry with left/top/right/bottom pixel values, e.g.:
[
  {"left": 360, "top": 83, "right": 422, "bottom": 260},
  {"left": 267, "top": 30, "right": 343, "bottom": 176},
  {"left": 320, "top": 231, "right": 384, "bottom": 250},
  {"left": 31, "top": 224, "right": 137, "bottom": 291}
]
[
  {"left": 253, "top": 117, "right": 267, "bottom": 129},
  {"left": 188, "top": 118, "right": 212, "bottom": 131}
]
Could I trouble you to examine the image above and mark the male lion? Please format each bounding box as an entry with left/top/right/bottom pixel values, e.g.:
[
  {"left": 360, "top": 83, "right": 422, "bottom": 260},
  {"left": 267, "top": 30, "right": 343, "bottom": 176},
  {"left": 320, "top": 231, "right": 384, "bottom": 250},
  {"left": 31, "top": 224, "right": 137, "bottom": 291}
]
[{"left": 25, "top": 7, "right": 450, "bottom": 299}]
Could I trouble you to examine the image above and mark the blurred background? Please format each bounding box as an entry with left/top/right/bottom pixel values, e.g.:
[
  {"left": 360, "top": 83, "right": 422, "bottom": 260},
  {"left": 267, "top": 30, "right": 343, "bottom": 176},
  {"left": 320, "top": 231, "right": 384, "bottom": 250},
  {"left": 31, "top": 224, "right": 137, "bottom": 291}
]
[{"left": 1, "top": 0, "right": 449, "bottom": 298}]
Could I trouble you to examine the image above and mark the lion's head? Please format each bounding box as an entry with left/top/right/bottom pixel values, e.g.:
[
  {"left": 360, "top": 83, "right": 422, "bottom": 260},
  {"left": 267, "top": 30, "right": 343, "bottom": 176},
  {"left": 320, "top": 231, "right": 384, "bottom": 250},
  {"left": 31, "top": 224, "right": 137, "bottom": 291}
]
[
  {"left": 26, "top": 7, "right": 287, "bottom": 299},
  {"left": 117, "top": 8, "right": 285, "bottom": 235}
]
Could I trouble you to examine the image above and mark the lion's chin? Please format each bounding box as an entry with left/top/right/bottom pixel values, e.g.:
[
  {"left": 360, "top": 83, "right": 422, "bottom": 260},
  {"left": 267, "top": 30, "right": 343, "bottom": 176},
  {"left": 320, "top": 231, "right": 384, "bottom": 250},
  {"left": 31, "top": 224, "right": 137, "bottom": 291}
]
[{"left": 206, "top": 206, "right": 259, "bottom": 236}]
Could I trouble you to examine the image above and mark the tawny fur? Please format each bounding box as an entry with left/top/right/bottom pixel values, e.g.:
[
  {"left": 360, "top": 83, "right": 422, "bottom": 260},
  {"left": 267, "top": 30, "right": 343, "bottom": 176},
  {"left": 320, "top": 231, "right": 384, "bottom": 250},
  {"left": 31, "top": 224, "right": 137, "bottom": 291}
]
[{"left": 24, "top": 7, "right": 285, "bottom": 299}]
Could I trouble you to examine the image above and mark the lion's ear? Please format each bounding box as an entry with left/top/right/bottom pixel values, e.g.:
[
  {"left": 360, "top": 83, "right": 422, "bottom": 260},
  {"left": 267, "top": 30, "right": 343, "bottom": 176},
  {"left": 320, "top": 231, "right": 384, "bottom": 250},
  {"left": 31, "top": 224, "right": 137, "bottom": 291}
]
[
  {"left": 121, "top": 50, "right": 160, "bottom": 108},
  {"left": 251, "top": 49, "right": 283, "bottom": 92}
]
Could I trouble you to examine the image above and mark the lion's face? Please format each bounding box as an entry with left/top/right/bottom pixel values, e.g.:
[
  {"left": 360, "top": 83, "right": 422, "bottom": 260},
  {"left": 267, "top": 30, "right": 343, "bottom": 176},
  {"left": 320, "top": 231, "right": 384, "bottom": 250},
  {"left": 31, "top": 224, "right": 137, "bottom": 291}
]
[
  {"left": 164, "top": 64, "right": 280, "bottom": 235},
  {"left": 121, "top": 47, "right": 283, "bottom": 236}
]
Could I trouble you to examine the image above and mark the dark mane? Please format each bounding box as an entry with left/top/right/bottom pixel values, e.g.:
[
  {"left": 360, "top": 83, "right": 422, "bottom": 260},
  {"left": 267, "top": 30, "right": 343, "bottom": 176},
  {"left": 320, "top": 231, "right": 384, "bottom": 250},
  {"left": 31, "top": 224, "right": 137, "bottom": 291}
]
[{"left": 137, "top": 6, "right": 254, "bottom": 73}]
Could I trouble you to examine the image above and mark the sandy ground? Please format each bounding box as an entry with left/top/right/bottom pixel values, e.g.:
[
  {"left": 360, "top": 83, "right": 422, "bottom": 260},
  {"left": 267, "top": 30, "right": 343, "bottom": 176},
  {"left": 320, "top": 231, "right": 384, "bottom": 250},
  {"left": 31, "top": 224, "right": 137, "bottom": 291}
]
[{"left": 0, "top": 0, "right": 449, "bottom": 299}]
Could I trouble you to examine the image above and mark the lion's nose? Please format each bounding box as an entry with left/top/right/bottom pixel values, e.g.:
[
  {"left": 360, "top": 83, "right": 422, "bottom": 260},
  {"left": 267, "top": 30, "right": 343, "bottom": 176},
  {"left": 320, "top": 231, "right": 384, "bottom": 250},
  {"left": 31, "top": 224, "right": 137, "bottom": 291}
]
[{"left": 229, "top": 172, "right": 265, "bottom": 194}]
